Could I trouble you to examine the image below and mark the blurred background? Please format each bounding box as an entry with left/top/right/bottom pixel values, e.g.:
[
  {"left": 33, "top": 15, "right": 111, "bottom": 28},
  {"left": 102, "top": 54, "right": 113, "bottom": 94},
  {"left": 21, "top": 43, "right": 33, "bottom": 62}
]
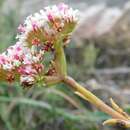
[{"left": 1, "top": 0, "right": 130, "bottom": 130}]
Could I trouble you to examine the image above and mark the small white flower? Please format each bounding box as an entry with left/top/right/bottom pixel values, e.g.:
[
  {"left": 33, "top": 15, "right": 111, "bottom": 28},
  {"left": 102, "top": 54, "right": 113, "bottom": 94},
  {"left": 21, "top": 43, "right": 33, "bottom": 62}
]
[{"left": 20, "top": 75, "right": 35, "bottom": 87}]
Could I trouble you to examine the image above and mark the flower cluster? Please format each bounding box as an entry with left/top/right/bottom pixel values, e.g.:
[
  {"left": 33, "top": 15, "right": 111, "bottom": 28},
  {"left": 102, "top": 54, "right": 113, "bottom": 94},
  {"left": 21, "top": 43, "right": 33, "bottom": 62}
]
[
  {"left": 0, "top": 42, "right": 44, "bottom": 86},
  {"left": 17, "top": 3, "right": 79, "bottom": 48},
  {"left": 0, "top": 3, "right": 79, "bottom": 87}
]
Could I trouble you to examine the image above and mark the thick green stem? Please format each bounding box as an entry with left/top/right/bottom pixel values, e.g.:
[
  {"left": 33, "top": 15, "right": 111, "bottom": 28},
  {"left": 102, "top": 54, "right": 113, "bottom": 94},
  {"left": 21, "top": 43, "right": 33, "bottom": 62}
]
[
  {"left": 63, "top": 76, "right": 127, "bottom": 120},
  {"left": 54, "top": 40, "right": 67, "bottom": 76},
  {"left": 53, "top": 39, "right": 128, "bottom": 122},
  {"left": 44, "top": 76, "right": 62, "bottom": 86}
]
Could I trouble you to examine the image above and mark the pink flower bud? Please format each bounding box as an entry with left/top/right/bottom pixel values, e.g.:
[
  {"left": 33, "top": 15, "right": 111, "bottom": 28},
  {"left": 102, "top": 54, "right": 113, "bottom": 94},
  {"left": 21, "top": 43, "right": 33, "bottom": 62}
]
[
  {"left": 18, "top": 24, "right": 25, "bottom": 33},
  {"left": 32, "top": 38, "right": 40, "bottom": 45}
]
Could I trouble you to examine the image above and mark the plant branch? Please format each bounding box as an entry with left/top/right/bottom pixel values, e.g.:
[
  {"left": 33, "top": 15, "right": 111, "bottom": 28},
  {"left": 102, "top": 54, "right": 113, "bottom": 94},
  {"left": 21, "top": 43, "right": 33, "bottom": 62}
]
[
  {"left": 44, "top": 76, "right": 62, "bottom": 86},
  {"left": 63, "top": 76, "right": 128, "bottom": 120},
  {"left": 54, "top": 40, "right": 67, "bottom": 76}
]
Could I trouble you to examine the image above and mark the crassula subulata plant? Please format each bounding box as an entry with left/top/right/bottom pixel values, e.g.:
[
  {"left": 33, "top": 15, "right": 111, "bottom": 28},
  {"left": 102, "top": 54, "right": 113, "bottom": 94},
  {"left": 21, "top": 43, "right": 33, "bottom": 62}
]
[{"left": 0, "top": 3, "right": 130, "bottom": 128}]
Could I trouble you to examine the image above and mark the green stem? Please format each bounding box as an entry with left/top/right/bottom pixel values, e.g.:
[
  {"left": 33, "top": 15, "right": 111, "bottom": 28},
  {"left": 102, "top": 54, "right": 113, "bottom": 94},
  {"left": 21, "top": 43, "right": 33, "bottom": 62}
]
[
  {"left": 54, "top": 40, "right": 67, "bottom": 76},
  {"left": 53, "top": 39, "right": 129, "bottom": 124},
  {"left": 44, "top": 76, "right": 62, "bottom": 86},
  {"left": 63, "top": 76, "right": 127, "bottom": 120}
]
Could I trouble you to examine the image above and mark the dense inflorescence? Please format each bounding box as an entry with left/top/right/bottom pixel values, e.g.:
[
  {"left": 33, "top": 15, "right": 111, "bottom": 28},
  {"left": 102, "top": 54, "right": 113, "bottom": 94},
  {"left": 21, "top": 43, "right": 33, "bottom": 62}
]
[
  {"left": 17, "top": 3, "right": 79, "bottom": 47},
  {"left": 0, "top": 3, "right": 79, "bottom": 87},
  {"left": 0, "top": 42, "right": 44, "bottom": 86}
]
